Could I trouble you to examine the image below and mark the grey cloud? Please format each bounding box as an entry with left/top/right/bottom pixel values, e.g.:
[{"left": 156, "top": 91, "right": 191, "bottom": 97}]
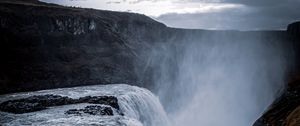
[
  {"left": 186, "top": 0, "right": 300, "bottom": 6},
  {"left": 122, "top": 0, "right": 168, "bottom": 4},
  {"left": 106, "top": 1, "right": 121, "bottom": 4},
  {"left": 42, "top": 0, "right": 300, "bottom": 30},
  {"left": 155, "top": 0, "right": 300, "bottom": 30},
  {"left": 220, "top": 0, "right": 284, "bottom": 6},
  {"left": 106, "top": 0, "right": 127, "bottom": 4}
]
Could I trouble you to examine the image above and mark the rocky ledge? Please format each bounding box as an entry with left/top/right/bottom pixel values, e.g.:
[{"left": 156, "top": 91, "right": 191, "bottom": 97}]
[
  {"left": 0, "top": 94, "right": 119, "bottom": 114},
  {"left": 253, "top": 76, "right": 300, "bottom": 126},
  {"left": 65, "top": 105, "right": 115, "bottom": 116}
]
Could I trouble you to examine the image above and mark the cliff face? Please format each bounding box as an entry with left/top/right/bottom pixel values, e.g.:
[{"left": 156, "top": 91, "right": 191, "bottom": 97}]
[
  {"left": 288, "top": 21, "right": 300, "bottom": 36},
  {"left": 0, "top": 0, "right": 299, "bottom": 94},
  {"left": 0, "top": 0, "right": 169, "bottom": 93},
  {"left": 251, "top": 22, "right": 300, "bottom": 126},
  {"left": 253, "top": 76, "right": 300, "bottom": 126}
]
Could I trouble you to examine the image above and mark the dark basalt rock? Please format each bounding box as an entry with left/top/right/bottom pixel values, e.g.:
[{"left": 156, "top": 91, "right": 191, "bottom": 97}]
[
  {"left": 65, "top": 105, "right": 114, "bottom": 116},
  {"left": 287, "top": 21, "right": 300, "bottom": 37},
  {"left": 78, "top": 96, "right": 119, "bottom": 110},
  {"left": 65, "top": 109, "right": 82, "bottom": 115},
  {"left": 0, "top": 101, "right": 45, "bottom": 114},
  {"left": 0, "top": 94, "right": 73, "bottom": 114},
  {"left": 253, "top": 77, "right": 300, "bottom": 126},
  {"left": 0, "top": 94, "right": 119, "bottom": 114},
  {"left": 0, "top": 0, "right": 168, "bottom": 94}
]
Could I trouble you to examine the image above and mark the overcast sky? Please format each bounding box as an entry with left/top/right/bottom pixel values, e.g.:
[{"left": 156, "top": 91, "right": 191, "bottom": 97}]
[{"left": 41, "top": 0, "right": 300, "bottom": 30}]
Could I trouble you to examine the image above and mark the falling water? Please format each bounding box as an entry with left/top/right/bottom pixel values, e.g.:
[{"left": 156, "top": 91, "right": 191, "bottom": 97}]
[
  {"left": 0, "top": 84, "right": 170, "bottom": 126},
  {"left": 147, "top": 31, "right": 293, "bottom": 126}
]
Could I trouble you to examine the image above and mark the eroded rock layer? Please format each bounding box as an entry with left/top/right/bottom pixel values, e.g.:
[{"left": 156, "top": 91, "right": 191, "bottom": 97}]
[{"left": 0, "top": 94, "right": 119, "bottom": 114}]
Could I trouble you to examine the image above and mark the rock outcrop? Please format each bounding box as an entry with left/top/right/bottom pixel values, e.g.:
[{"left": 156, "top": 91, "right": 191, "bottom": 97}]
[
  {"left": 65, "top": 105, "right": 114, "bottom": 116},
  {"left": 0, "top": 94, "right": 119, "bottom": 114},
  {"left": 284, "top": 106, "right": 300, "bottom": 126},
  {"left": 251, "top": 31, "right": 300, "bottom": 125},
  {"left": 253, "top": 76, "right": 300, "bottom": 126}
]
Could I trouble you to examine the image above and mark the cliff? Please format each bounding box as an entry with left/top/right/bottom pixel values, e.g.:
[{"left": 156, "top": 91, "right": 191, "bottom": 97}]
[
  {"left": 288, "top": 21, "right": 300, "bottom": 36},
  {"left": 252, "top": 22, "right": 300, "bottom": 126},
  {"left": 0, "top": 0, "right": 169, "bottom": 93},
  {"left": 253, "top": 76, "right": 300, "bottom": 126},
  {"left": 0, "top": 0, "right": 299, "bottom": 92},
  {"left": 1, "top": 0, "right": 300, "bottom": 125}
]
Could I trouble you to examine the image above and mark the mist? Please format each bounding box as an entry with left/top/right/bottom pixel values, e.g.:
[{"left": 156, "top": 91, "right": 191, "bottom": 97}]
[
  {"left": 145, "top": 31, "right": 293, "bottom": 126},
  {"left": 0, "top": 0, "right": 299, "bottom": 126}
]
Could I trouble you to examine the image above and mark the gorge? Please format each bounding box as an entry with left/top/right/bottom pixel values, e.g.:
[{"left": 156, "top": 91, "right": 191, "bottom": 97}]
[{"left": 0, "top": 0, "right": 300, "bottom": 126}]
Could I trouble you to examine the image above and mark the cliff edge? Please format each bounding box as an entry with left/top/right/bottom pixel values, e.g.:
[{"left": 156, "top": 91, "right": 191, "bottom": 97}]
[{"left": 0, "top": 0, "right": 168, "bottom": 93}]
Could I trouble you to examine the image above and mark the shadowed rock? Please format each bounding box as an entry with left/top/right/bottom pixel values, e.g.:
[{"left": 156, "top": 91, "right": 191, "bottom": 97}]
[
  {"left": 253, "top": 77, "right": 300, "bottom": 126},
  {"left": 0, "top": 94, "right": 119, "bottom": 114},
  {"left": 287, "top": 21, "right": 300, "bottom": 36},
  {"left": 78, "top": 96, "right": 119, "bottom": 110},
  {"left": 65, "top": 105, "right": 114, "bottom": 116}
]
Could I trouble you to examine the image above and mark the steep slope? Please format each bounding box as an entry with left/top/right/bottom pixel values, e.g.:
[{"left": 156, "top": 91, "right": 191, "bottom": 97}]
[
  {"left": 253, "top": 22, "right": 300, "bottom": 126},
  {"left": 253, "top": 77, "right": 300, "bottom": 125},
  {"left": 0, "top": 0, "right": 169, "bottom": 93}
]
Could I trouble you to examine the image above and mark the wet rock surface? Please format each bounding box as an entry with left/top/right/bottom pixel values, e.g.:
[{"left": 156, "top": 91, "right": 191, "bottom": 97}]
[
  {"left": 78, "top": 96, "right": 119, "bottom": 110},
  {"left": 0, "top": 94, "right": 119, "bottom": 114},
  {"left": 0, "top": 85, "right": 167, "bottom": 126},
  {"left": 65, "top": 105, "right": 114, "bottom": 116},
  {"left": 253, "top": 77, "right": 300, "bottom": 126}
]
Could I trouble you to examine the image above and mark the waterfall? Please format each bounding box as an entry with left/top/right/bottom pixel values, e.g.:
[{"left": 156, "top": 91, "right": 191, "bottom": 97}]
[
  {"left": 118, "top": 86, "right": 170, "bottom": 126},
  {"left": 147, "top": 31, "right": 292, "bottom": 126},
  {"left": 0, "top": 84, "right": 170, "bottom": 126}
]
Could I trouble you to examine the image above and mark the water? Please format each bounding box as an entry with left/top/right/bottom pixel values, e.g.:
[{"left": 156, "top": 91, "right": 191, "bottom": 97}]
[
  {"left": 0, "top": 31, "right": 293, "bottom": 126},
  {"left": 0, "top": 84, "right": 170, "bottom": 126},
  {"left": 146, "top": 32, "right": 292, "bottom": 126}
]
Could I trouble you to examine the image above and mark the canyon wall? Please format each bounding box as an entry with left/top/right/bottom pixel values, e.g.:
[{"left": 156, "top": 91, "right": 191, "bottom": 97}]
[
  {"left": 0, "top": 0, "right": 170, "bottom": 93},
  {"left": 0, "top": 0, "right": 299, "bottom": 99},
  {"left": 1, "top": 0, "right": 300, "bottom": 125}
]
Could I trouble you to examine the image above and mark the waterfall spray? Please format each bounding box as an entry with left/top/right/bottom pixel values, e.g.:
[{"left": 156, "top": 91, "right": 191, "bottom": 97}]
[{"left": 148, "top": 31, "right": 292, "bottom": 126}]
